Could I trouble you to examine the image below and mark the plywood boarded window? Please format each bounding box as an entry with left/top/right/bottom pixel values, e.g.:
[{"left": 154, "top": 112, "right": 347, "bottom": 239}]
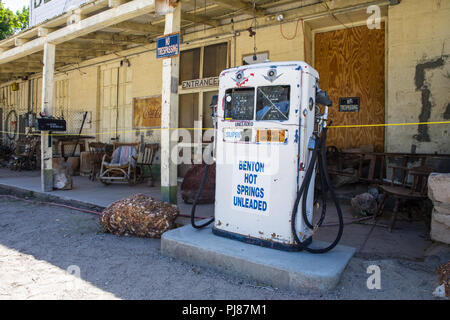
[
  {"left": 314, "top": 23, "right": 385, "bottom": 152},
  {"left": 179, "top": 48, "right": 200, "bottom": 84},
  {"left": 133, "top": 96, "right": 162, "bottom": 128}
]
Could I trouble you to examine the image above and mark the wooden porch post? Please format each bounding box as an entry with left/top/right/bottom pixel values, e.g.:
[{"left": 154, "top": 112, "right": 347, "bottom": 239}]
[
  {"left": 160, "top": 2, "right": 181, "bottom": 204},
  {"left": 41, "top": 42, "right": 55, "bottom": 192}
]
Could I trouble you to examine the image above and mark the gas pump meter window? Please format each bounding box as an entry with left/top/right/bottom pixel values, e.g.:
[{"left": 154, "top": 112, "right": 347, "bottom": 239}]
[
  {"left": 256, "top": 85, "right": 290, "bottom": 121},
  {"left": 224, "top": 88, "right": 255, "bottom": 120}
]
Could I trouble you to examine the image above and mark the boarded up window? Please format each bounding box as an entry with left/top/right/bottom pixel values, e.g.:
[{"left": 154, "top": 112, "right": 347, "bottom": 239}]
[
  {"left": 133, "top": 96, "right": 162, "bottom": 128},
  {"left": 179, "top": 93, "right": 199, "bottom": 131},
  {"left": 180, "top": 48, "right": 200, "bottom": 84},
  {"left": 203, "top": 43, "right": 228, "bottom": 78}
]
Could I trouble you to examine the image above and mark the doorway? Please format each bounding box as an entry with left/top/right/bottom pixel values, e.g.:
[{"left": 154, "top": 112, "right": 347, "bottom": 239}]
[{"left": 314, "top": 23, "right": 385, "bottom": 152}]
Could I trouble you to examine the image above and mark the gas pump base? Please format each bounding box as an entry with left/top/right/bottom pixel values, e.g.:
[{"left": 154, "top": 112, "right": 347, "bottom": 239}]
[
  {"left": 162, "top": 224, "right": 356, "bottom": 292},
  {"left": 212, "top": 226, "right": 312, "bottom": 252}
]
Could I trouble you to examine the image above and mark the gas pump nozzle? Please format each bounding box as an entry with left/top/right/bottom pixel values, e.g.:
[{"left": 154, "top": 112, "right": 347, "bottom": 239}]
[
  {"left": 316, "top": 88, "right": 332, "bottom": 107},
  {"left": 291, "top": 87, "right": 344, "bottom": 254}
]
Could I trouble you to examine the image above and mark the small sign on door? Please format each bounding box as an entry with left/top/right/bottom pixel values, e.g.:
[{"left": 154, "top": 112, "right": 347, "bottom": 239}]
[{"left": 339, "top": 97, "right": 360, "bottom": 112}]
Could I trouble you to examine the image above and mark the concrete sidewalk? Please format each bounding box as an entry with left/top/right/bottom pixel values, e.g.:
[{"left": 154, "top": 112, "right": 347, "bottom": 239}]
[{"left": 0, "top": 168, "right": 213, "bottom": 222}]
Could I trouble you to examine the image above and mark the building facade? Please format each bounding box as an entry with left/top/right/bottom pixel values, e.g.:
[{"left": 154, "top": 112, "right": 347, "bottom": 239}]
[{"left": 0, "top": 0, "right": 449, "bottom": 184}]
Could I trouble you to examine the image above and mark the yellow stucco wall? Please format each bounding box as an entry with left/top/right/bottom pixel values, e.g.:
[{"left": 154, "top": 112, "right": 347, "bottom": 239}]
[
  {"left": 234, "top": 19, "right": 305, "bottom": 64},
  {"left": 387, "top": 0, "right": 450, "bottom": 154}
]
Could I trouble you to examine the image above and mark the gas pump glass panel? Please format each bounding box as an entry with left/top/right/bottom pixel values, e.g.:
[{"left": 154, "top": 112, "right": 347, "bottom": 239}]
[
  {"left": 256, "top": 85, "right": 290, "bottom": 121},
  {"left": 224, "top": 88, "right": 255, "bottom": 120}
]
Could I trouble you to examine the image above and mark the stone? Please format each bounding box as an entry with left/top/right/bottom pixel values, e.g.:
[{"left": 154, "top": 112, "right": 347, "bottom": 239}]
[
  {"left": 434, "top": 203, "right": 450, "bottom": 215},
  {"left": 436, "top": 261, "right": 450, "bottom": 297},
  {"left": 99, "top": 193, "right": 179, "bottom": 238},
  {"left": 431, "top": 211, "right": 450, "bottom": 245},
  {"left": 180, "top": 164, "right": 216, "bottom": 204},
  {"left": 368, "top": 187, "right": 379, "bottom": 199},
  {"left": 428, "top": 173, "right": 450, "bottom": 204},
  {"left": 351, "top": 192, "right": 377, "bottom": 216},
  {"left": 53, "top": 159, "right": 73, "bottom": 190}
]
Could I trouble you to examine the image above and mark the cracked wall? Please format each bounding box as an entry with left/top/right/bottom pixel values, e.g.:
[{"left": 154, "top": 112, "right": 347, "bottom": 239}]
[{"left": 387, "top": 0, "right": 450, "bottom": 154}]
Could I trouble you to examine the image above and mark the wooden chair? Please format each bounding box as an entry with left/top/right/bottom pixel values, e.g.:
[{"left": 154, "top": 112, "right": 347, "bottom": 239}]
[
  {"left": 60, "top": 140, "right": 86, "bottom": 158},
  {"left": 377, "top": 165, "right": 435, "bottom": 232},
  {"left": 88, "top": 142, "right": 107, "bottom": 181},
  {"left": 99, "top": 142, "right": 140, "bottom": 185},
  {"left": 137, "top": 143, "right": 159, "bottom": 186}
]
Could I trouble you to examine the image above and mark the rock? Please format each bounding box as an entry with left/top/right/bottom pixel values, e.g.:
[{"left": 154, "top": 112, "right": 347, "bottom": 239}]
[
  {"left": 368, "top": 187, "right": 379, "bottom": 199},
  {"left": 431, "top": 211, "right": 450, "bottom": 245},
  {"left": 181, "top": 163, "right": 216, "bottom": 204},
  {"left": 436, "top": 261, "right": 450, "bottom": 297},
  {"left": 99, "top": 194, "right": 179, "bottom": 238},
  {"left": 434, "top": 203, "right": 450, "bottom": 215},
  {"left": 53, "top": 159, "right": 73, "bottom": 190},
  {"left": 351, "top": 193, "right": 377, "bottom": 216},
  {"left": 433, "top": 284, "right": 446, "bottom": 298},
  {"left": 428, "top": 173, "right": 450, "bottom": 204}
]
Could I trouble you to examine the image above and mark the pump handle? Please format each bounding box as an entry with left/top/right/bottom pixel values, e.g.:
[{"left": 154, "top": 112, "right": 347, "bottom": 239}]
[{"left": 316, "top": 90, "right": 332, "bottom": 107}]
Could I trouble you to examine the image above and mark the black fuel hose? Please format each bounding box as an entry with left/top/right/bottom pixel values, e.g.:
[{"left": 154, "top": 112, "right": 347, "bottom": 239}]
[
  {"left": 191, "top": 164, "right": 215, "bottom": 229},
  {"left": 291, "top": 127, "right": 344, "bottom": 253}
]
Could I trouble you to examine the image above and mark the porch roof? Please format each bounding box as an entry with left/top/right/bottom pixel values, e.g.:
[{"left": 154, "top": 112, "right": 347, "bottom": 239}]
[{"left": 0, "top": 0, "right": 387, "bottom": 83}]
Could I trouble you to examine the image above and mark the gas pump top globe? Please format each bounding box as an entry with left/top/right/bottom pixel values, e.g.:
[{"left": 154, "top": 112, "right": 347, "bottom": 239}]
[{"left": 213, "top": 61, "right": 321, "bottom": 251}]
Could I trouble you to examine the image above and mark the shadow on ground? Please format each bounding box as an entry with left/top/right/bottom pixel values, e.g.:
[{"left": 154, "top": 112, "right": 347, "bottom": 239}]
[{"left": 0, "top": 196, "right": 447, "bottom": 300}]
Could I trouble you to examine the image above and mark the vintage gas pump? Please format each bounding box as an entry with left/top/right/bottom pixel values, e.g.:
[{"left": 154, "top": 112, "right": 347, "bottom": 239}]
[{"left": 191, "top": 61, "right": 343, "bottom": 253}]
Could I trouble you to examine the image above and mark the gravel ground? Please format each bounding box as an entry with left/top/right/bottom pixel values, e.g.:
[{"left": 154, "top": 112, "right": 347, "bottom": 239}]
[{"left": 0, "top": 197, "right": 446, "bottom": 300}]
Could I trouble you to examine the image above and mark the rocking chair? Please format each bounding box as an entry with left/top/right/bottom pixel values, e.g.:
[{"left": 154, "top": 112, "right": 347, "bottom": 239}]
[{"left": 99, "top": 142, "right": 139, "bottom": 185}]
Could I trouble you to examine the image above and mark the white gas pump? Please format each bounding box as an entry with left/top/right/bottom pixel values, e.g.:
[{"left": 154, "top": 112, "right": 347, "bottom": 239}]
[{"left": 191, "top": 61, "right": 343, "bottom": 253}]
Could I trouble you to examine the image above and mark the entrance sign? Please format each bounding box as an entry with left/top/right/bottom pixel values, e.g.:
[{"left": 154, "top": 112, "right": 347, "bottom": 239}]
[
  {"left": 182, "top": 77, "right": 219, "bottom": 89},
  {"left": 156, "top": 33, "right": 180, "bottom": 59}
]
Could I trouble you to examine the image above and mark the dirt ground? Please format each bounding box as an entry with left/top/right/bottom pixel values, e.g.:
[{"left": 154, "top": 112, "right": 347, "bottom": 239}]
[{"left": 0, "top": 197, "right": 447, "bottom": 300}]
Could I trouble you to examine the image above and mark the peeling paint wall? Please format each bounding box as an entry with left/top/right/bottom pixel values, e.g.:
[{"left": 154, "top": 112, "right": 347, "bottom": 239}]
[{"left": 387, "top": 0, "right": 450, "bottom": 154}]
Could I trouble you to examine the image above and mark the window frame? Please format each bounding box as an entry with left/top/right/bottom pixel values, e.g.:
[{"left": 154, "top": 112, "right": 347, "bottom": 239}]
[
  {"left": 224, "top": 87, "right": 256, "bottom": 121},
  {"left": 223, "top": 84, "right": 292, "bottom": 122},
  {"left": 255, "top": 85, "right": 291, "bottom": 121}
]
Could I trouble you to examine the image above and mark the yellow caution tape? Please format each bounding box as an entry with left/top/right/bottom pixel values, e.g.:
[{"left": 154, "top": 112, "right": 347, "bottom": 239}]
[
  {"left": 0, "top": 121, "right": 448, "bottom": 137},
  {"left": 328, "top": 121, "right": 450, "bottom": 128}
]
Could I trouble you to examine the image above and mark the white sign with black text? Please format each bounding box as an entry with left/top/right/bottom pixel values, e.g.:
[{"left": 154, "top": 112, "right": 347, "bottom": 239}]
[{"left": 30, "top": 0, "right": 90, "bottom": 27}]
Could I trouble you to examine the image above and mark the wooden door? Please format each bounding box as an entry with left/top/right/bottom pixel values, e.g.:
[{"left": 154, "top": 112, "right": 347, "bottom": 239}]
[
  {"left": 314, "top": 23, "right": 385, "bottom": 152},
  {"left": 100, "top": 64, "right": 133, "bottom": 143}
]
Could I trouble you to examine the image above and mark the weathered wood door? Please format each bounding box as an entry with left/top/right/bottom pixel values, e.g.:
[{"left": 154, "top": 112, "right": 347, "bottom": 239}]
[
  {"left": 100, "top": 63, "right": 133, "bottom": 143},
  {"left": 314, "top": 23, "right": 385, "bottom": 152}
]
